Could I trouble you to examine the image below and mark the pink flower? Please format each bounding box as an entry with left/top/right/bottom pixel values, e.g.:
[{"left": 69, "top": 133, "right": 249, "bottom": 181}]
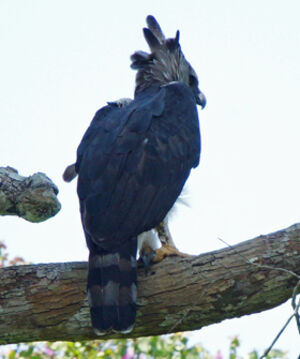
[
  {"left": 122, "top": 347, "right": 135, "bottom": 359},
  {"left": 214, "top": 350, "right": 223, "bottom": 359},
  {"left": 43, "top": 346, "right": 55, "bottom": 356}
]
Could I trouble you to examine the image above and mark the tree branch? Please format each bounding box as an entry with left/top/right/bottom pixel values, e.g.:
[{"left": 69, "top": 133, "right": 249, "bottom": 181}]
[
  {"left": 0, "top": 223, "right": 299, "bottom": 344},
  {"left": 0, "top": 167, "right": 61, "bottom": 222}
]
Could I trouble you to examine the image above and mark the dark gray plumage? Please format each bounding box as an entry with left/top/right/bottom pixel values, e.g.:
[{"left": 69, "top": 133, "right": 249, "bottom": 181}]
[{"left": 73, "top": 15, "right": 205, "bottom": 335}]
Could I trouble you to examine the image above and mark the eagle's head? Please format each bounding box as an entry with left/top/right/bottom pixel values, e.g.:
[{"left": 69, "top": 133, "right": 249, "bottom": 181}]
[{"left": 131, "top": 15, "right": 206, "bottom": 108}]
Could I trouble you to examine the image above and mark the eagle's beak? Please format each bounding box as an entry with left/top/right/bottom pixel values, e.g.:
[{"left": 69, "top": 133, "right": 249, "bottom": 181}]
[{"left": 196, "top": 91, "right": 206, "bottom": 109}]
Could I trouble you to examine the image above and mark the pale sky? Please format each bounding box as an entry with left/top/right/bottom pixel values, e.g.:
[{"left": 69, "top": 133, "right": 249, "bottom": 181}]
[{"left": 0, "top": 1, "right": 299, "bottom": 357}]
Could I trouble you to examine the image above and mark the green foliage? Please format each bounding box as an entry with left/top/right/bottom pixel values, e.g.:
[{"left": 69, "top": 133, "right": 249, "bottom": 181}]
[
  {"left": 229, "top": 336, "right": 240, "bottom": 359},
  {"left": 0, "top": 335, "right": 289, "bottom": 359},
  {"left": 0, "top": 334, "right": 213, "bottom": 359},
  {"left": 228, "top": 337, "right": 287, "bottom": 359},
  {"left": 131, "top": 334, "right": 212, "bottom": 359}
]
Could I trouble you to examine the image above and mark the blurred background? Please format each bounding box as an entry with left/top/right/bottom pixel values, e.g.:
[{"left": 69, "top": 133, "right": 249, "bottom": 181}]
[{"left": 0, "top": 1, "right": 299, "bottom": 357}]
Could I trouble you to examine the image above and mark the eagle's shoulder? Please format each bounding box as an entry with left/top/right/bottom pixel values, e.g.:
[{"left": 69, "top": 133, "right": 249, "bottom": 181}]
[{"left": 75, "top": 99, "right": 133, "bottom": 173}]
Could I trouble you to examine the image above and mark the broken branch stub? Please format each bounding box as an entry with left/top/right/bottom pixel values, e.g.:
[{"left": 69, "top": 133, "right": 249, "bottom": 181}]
[{"left": 0, "top": 166, "right": 61, "bottom": 222}]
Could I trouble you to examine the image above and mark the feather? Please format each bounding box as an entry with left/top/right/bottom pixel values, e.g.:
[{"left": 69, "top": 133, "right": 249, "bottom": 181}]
[
  {"left": 175, "top": 30, "right": 180, "bottom": 44},
  {"left": 132, "top": 17, "right": 192, "bottom": 93},
  {"left": 72, "top": 14, "right": 204, "bottom": 337},
  {"left": 62, "top": 163, "right": 77, "bottom": 182},
  {"left": 143, "top": 28, "right": 160, "bottom": 51},
  {"left": 130, "top": 51, "right": 152, "bottom": 69},
  {"left": 146, "top": 15, "right": 165, "bottom": 43}
]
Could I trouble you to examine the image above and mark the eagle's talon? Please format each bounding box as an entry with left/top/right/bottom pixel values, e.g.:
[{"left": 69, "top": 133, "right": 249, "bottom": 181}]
[
  {"left": 152, "top": 245, "right": 189, "bottom": 263},
  {"left": 139, "top": 249, "right": 156, "bottom": 274}
]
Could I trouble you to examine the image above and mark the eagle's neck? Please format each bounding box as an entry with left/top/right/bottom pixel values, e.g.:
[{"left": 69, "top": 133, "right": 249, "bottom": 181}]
[{"left": 134, "top": 49, "right": 189, "bottom": 95}]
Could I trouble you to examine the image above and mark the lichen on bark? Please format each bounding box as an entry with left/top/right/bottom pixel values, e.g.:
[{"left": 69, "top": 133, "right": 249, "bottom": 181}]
[
  {"left": 0, "top": 166, "right": 61, "bottom": 222},
  {"left": 0, "top": 223, "right": 299, "bottom": 344}
]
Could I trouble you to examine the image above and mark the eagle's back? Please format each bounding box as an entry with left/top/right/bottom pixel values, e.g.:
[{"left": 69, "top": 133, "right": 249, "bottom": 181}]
[
  {"left": 77, "top": 82, "right": 200, "bottom": 250},
  {"left": 74, "top": 14, "right": 205, "bottom": 335},
  {"left": 76, "top": 82, "right": 200, "bottom": 334}
]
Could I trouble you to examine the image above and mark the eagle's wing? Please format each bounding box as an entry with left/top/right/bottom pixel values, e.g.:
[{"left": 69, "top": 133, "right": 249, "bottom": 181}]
[
  {"left": 76, "top": 82, "right": 200, "bottom": 335},
  {"left": 77, "top": 82, "right": 200, "bottom": 250}
]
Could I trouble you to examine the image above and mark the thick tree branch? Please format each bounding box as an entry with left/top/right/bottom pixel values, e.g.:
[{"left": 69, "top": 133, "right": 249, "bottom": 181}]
[
  {"left": 0, "top": 167, "right": 61, "bottom": 222},
  {"left": 0, "top": 223, "right": 299, "bottom": 344}
]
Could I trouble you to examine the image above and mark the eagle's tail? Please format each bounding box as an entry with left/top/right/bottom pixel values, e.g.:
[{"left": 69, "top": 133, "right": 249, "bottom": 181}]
[{"left": 87, "top": 238, "right": 137, "bottom": 335}]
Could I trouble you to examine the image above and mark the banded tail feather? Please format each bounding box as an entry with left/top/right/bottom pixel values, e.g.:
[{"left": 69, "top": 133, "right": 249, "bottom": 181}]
[
  {"left": 71, "top": 14, "right": 204, "bottom": 335},
  {"left": 87, "top": 238, "right": 137, "bottom": 335}
]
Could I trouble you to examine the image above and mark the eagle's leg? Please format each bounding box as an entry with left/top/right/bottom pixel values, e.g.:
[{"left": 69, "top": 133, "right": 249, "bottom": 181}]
[
  {"left": 138, "top": 230, "right": 158, "bottom": 273},
  {"left": 138, "top": 219, "right": 190, "bottom": 272},
  {"left": 152, "top": 219, "right": 190, "bottom": 263}
]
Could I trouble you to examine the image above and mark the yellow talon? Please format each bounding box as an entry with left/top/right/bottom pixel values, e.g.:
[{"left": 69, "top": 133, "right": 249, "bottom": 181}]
[{"left": 152, "top": 244, "right": 190, "bottom": 263}]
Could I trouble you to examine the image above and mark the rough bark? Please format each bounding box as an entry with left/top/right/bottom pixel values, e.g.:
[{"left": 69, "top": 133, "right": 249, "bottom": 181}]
[
  {"left": 0, "top": 167, "right": 61, "bottom": 222},
  {"left": 0, "top": 223, "right": 299, "bottom": 344}
]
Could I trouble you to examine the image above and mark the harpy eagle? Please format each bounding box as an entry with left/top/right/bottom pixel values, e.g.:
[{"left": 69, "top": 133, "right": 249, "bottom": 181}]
[{"left": 63, "top": 15, "right": 206, "bottom": 335}]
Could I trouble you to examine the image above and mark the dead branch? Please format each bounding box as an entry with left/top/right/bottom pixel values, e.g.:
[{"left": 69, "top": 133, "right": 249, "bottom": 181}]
[
  {"left": 0, "top": 223, "right": 299, "bottom": 344},
  {"left": 0, "top": 166, "right": 61, "bottom": 222}
]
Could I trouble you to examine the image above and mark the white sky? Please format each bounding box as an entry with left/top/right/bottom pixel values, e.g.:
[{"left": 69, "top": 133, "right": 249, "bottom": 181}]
[{"left": 0, "top": 0, "right": 299, "bottom": 357}]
